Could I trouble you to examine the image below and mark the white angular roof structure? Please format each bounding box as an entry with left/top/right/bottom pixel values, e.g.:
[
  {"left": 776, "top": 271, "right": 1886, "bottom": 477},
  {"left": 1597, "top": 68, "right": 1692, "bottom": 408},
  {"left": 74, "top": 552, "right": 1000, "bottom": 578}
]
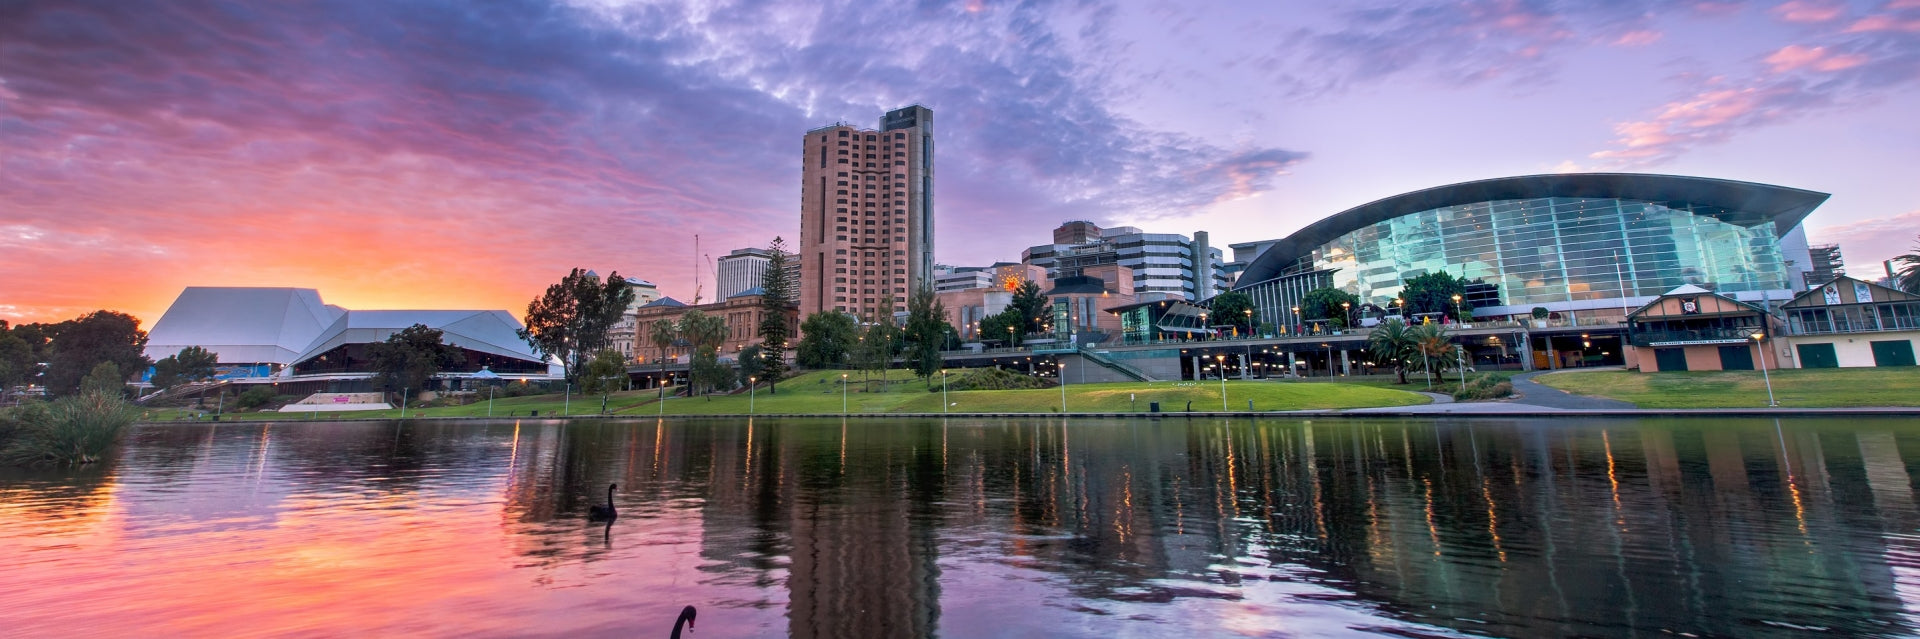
[
  {"left": 291, "top": 310, "right": 542, "bottom": 365},
  {"left": 145, "top": 287, "right": 346, "bottom": 364}
]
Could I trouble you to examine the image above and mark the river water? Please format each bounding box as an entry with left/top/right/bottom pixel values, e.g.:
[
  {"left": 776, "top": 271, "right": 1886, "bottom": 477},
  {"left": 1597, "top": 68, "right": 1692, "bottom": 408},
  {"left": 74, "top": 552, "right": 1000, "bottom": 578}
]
[{"left": 2, "top": 417, "right": 1917, "bottom": 638}]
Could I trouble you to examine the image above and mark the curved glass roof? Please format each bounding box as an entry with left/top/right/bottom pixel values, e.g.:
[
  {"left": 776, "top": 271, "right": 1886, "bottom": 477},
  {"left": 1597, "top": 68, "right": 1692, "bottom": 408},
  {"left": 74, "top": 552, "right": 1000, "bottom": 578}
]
[{"left": 1237, "top": 173, "right": 1828, "bottom": 288}]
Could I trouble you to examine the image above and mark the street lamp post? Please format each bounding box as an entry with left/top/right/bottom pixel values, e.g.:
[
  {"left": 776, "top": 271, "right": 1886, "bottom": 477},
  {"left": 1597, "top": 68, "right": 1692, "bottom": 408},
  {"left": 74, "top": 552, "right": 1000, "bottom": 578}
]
[
  {"left": 841, "top": 373, "right": 848, "bottom": 415},
  {"left": 1452, "top": 293, "right": 1463, "bottom": 325},
  {"left": 400, "top": 387, "right": 408, "bottom": 419},
  {"left": 1291, "top": 306, "right": 1300, "bottom": 335},
  {"left": 942, "top": 369, "right": 949, "bottom": 414},
  {"left": 487, "top": 384, "right": 495, "bottom": 417},
  {"left": 1216, "top": 354, "right": 1227, "bottom": 411},
  {"left": 1341, "top": 301, "right": 1351, "bottom": 332},
  {"left": 564, "top": 382, "right": 570, "bottom": 416},
  {"left": 1060, "top": 362, "right": 1068, "bottom": 414},
  {"left": 749, "top": 376, "right": 756, "bottom": 415},
  {"left": 1752, "top": 332, "right": 1778, "bottom": 407}
]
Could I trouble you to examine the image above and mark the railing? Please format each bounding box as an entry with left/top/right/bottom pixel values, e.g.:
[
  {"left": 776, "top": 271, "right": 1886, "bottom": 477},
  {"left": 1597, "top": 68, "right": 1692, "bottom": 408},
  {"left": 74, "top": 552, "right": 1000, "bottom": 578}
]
[
  {"left": 1076, "top": 346, "right": 1154, "bottom": 382},
  {"left": 1629, "top": 327, "right": 1760, "bottom": 347},
  {"left": 1785, "top": 316, "right": 1920, "bottom": 336}
]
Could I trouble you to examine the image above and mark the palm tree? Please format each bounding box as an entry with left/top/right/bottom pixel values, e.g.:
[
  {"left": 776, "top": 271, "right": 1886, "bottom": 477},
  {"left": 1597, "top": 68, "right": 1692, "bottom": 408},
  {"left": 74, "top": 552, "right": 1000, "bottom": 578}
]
[
  {"left": 677, "top": 310, "right": 729, "bottom": 396},
  {"left": 649, "top": 318, "right": 678, "bottom": 399},
  {"left": 1367, "top": 318, "right": 1418, "bottom": 384},
  {"left": 1411, "top": 322, "right": 1453, "bottom": 389},
  {"left": 1894, "top": 234, "right": 1920, "bottom": 294}
]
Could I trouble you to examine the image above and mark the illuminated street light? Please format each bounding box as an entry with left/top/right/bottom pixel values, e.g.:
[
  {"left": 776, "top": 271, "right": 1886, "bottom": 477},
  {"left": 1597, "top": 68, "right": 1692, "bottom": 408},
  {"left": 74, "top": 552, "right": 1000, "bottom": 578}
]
[{"left": 1752, "top": 332, "right": 1778, "bottom": 407}]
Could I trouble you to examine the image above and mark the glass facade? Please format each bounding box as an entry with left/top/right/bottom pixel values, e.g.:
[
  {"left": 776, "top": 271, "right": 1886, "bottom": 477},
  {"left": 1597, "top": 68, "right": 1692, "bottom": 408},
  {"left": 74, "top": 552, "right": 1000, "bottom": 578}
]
[{"left": 1282, "top": 197, "right": 1792, "bottom": 310}]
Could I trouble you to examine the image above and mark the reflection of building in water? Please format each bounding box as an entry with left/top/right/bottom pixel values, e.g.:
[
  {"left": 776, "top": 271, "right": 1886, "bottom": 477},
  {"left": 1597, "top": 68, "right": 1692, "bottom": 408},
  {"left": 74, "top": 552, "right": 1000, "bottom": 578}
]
[{"left": 781, "top": 420, "right": 943, "bottom": 639}]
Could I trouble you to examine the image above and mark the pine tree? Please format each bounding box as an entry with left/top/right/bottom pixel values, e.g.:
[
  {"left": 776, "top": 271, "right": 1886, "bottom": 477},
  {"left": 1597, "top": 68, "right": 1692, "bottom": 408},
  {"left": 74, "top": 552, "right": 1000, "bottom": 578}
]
[{"left": 758, "top": 237, "right": 793, "bottom": 393}]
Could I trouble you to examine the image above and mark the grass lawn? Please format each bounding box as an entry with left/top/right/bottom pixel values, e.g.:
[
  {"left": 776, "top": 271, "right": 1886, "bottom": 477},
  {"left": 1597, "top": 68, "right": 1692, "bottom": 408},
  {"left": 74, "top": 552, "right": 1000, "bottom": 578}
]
[
  {"left": 1535, "top": 367, "right": 1920, "bottom": 408},
  {"left": 138, "top": 369, "right": 1429, "bottom": 421},
  {"left": 1310, "top": 371, "right": 1515, "bottom": 399}
]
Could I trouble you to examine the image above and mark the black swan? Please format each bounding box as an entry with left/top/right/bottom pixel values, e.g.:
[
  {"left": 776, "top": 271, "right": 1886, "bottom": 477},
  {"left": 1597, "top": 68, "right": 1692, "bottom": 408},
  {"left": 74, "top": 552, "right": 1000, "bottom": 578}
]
[
  {"left": 588, "top": 483, "right": 617, "bottom": 521},
  {"left": 670, "top": 605, "right": 697, "bottom": 638}
]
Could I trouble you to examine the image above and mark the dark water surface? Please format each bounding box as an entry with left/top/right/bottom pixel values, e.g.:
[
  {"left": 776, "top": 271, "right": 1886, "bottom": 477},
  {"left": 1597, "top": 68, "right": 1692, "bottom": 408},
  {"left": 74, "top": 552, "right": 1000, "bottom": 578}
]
[{"left": 3, "top": 417, "right": 1918, "bottom": 638}]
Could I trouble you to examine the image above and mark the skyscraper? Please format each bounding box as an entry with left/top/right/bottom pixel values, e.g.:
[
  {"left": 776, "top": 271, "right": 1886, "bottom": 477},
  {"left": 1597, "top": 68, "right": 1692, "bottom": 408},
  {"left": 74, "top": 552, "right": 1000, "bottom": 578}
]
[{"left": 799, "top": 105, "right": 934, "bottom": 318}]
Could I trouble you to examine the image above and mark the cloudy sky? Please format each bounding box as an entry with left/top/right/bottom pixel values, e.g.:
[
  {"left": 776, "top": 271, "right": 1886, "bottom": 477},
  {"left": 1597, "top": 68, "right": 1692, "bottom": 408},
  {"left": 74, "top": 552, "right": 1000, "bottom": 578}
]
[{"left": 4, "top": 0, "right": 1917, "bottom": 326}]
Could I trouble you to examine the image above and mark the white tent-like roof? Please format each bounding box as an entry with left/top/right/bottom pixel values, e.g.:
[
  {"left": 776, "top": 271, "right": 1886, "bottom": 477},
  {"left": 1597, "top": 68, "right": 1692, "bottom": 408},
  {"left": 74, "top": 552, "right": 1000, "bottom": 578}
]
[
  {"left": 291, "top": 310, "right": 543, "bottom": 366},
  {"left": 145, "top": 287, "right": 346, "bottom": 365}
]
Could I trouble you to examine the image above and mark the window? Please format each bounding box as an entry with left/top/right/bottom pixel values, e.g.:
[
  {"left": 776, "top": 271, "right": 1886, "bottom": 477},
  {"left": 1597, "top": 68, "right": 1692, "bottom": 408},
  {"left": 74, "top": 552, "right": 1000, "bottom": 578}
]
[
  {"left": 837, "top": 172, "right": 847, "bottom": 177},
  {"left": 835, "top": 249, "right": 846, "bottom": 254},
  {"left": 835, "top": 235, "right": 845, "bottom": 241},
  {"left": 834, "top": 287, "right": 845, "bottom": 292},
  {"left": 835, "top": 226, "right": 845, "bottom": 231},
  {"left": 865, "top": 134, "right": 875, "bottom": 141},
  {"left": 837, "top": 131, "right": 848, "bottom": 137}
]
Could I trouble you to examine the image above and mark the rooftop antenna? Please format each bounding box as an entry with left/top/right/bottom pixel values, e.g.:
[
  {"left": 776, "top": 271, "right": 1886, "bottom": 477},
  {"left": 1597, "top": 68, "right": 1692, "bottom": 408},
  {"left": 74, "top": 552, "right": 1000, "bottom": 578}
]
[{"left": 692, "top": 234, "right": 702, "bottom": 305}]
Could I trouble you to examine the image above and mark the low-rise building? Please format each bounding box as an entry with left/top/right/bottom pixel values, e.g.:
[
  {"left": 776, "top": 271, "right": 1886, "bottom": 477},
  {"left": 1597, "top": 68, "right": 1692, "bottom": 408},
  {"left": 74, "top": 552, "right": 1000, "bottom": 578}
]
[
  {"left": 1779, "top": 276, "right": 1920, "bottom": 368},
  {"left": 1625, "top": 285, "right": 1780, "bottom": 372},
  {"left": 631, "top": 291, "right": 798, "bottom": 366}
]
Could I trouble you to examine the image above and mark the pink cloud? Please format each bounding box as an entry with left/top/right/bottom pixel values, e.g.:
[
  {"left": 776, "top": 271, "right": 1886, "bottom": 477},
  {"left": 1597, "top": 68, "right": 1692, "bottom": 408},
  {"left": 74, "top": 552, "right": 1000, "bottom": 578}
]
[
  {"left": 1772, "top": 1, "right": 1846, "bottom": 22},
  {"left": 1612, "top": 30, "right": 1664, "bottom": 46},
  {"left": 1890, "top": 0, "right": 1920, "bottom": 9},
  {"left": 1810, "top": 209, "right": 1920, "bottom": 276},
  {"left": 1846, "top": 13, "right": 1920, "bottom": 31},
  {"left": 1765, "top": 44, "right": 1870, "bottom": 72},
  {"left": 1590, "top": 82, "right": 1813, "bottom": 164}
]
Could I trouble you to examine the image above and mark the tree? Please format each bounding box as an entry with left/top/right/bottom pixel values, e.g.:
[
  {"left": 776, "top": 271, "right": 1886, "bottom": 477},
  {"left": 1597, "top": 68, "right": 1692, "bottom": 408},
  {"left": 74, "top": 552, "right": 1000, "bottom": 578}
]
[
  {"left": 737, "top": 344, "right": 764, "bottom": 387},
  {"left": 758, "top": 237, "right": 794, "bottom": 393},
  {"left": 236, "top": 386, "right": 276, "bottom": 410},
  {"left": 981, "top": 307, "right": 1027, "bottom": 347},
  {"left": 1366, "top": 318, "right": 1419, "bottom": 384},
  {"left": 0, "top": 329, "right": 35, "bottom": 400},
  {"left": 1300, "top": 288, "right": 1361, "bottom": 330},
  {"left": 796, "top": 312, "right": 857, "bottom": 369},
  {"left": 1403, "top": 271, "right": 1474, "bottom": 321},
  {"left": 851, "top": 295, "right": 902, "bottom": 389},
  {"left": 903, "top": 286, "right": 949, "bottom": 388},
  {"left": 581, "top": 349, "right": 627, "bottom": 413},
  {"left": 365, "top": 324, "right": 461, "bottom": 401},
  {"left": 44, "top": 310, "right": 150, "bottom": 397},
  {"left": 519, "top": 268, "right": 636, "bottom": 384},
  {"left": 677, "top": 310, "right": 729, "bottom": 397},
  {"left": 80, "top": 361, "right": 125, "bottom": 397},
  {"left": 151, "top": 345, "right": 218, "bottom": 391},
  {"left": 1893, "top": 234, "right": 1920, "bottom": 294},
  {"left": 649, "top": 318, "right": 679, "bottom": 394},
  {"left": 1010, "top": 279, "right": 1048, "bottom": 334},
  {"left": 1411, "top": 322, "right": 1456, "bottom": 386},
  {"left": 1209, "top": 291, "right": 1256, "bottom": 335}
]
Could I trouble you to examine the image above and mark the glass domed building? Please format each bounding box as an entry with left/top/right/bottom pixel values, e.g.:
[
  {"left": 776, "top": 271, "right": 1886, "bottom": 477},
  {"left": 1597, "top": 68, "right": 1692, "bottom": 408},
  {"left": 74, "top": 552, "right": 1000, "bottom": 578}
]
[{"left": 1233, "top": 173, "right": 1828, "bottom": 330}]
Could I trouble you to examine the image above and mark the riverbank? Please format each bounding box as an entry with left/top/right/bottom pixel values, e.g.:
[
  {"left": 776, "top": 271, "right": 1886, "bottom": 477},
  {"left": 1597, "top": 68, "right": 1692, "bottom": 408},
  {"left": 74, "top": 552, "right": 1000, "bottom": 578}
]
[
  {"left": 138, "top": 370, "right": 1432, "bottom": 422},
  {"left": 1534, "top": 367, "right": 1920, "bottom": 408}
]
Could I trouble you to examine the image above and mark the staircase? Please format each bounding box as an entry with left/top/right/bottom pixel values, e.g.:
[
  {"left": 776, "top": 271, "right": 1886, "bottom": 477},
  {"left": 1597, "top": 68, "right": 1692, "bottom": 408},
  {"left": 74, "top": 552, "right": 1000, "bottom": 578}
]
[
  {"left": 1074, "top": 346, "right": 1155, "bottom": 382},
  {"left": 137, "top": 380, "right": 230, "bottom": 405}
]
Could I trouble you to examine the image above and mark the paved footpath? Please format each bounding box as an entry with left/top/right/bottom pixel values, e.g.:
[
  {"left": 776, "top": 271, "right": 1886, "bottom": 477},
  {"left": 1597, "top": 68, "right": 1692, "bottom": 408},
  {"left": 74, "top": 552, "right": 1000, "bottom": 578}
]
[{"left": 1505, "top": 370, "right": 1637, "bottom": 409}]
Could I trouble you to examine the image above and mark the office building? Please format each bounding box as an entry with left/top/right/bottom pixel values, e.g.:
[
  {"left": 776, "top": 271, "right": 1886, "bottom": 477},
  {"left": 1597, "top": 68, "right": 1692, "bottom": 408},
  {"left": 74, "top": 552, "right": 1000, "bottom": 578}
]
[
  {"left": 716, "top": 248, "right": 771, "bottom": 300},
  {"left": 1021, "top": 222, "right": 1227, "bottom": 301},
  {"left": 798, "top": 105, "right": 935, "bottom": 318}
]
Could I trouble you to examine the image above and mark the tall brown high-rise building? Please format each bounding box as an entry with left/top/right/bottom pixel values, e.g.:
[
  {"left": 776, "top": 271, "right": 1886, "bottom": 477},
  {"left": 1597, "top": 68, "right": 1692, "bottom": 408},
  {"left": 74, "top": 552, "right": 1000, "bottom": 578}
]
[{"left": 799, "top": 105, "right": 934, "bottom": 319}]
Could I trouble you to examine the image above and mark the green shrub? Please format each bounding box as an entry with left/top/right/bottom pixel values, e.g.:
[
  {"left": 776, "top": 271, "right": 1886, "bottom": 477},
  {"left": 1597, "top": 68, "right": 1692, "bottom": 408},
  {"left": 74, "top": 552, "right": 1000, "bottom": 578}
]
[
  {"left": 236, "top": 386, "right": 276, "bottom": 410},
  {"left": 2, "top": 392, "right": 140, "bottom": 466},
  {"left": 942, "top": 367, "right": 1054, "bottom": 391},
  {"left": 1451, "top": 374, "right": 1514, "bottom": 401}
]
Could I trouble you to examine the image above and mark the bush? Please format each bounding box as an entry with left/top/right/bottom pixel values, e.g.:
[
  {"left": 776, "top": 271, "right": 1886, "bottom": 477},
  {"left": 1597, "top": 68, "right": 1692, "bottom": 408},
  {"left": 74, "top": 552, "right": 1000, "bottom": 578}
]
[
  {"left": 1452, "top": 374, "right": 1514, "bottom": 401},
  {"left": 1, "top": 392, "right": 140, "bottom": 466},
  {"left": 941, "top": 367, "right": 1054, "bottom": 391},
  {"left": 236, "top": 387, "right": 277, "bottom": 410}
]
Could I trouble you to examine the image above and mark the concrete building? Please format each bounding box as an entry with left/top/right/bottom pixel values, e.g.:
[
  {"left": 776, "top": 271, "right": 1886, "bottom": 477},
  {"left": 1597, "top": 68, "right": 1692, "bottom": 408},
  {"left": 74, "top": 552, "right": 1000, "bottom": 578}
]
[
  {"left": 798, "top": 105, "right": 935, "bottom": 318},
  {"left": 932, "top": 265, "right": 993, "bottom": 293},
  {"left": 1021, "top": 221, "right": 1227, "bottom": 301},
  {"left": 1040, "top": 263, "right": 1137, "bottom": 341},
  {"left": 1805, "top": 243, "right": 1846, "bottom": 289},
  {"left": 630, "top": 292, "right": 799, "bottom": 366},
  {"left": 936, "top": 263, "right": 1048, "bottom": 341},
  {"left": 606, "top": 276, "right": 660, "bottom": 362},
  {"left": 1780, "top": 275, "right": 1920, "bottom": 368},
  {"left": 716, "top": 248, "right": 772, "bottom": 300}
]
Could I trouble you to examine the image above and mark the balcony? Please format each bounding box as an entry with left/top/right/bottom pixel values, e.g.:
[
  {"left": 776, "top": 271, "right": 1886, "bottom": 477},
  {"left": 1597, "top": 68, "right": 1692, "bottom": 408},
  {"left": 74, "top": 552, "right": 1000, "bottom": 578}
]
[
  {"left": 1629, "top": 327, "right": 1762, "bottom": 347},
  {"left": 1785, "top": 315, "right": 1920, "bottom": 336}
]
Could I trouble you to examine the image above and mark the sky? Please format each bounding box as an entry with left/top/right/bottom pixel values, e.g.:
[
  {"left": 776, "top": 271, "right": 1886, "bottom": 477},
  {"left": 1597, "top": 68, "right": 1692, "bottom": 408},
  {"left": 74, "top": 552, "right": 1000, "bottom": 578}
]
[{"left": 3, "top": 0, "right": 1918, "bottom": 328}]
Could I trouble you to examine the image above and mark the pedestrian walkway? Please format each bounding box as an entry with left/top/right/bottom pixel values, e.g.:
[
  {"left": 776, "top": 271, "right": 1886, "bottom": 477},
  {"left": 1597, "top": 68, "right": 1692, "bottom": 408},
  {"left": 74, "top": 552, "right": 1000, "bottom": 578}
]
[{"left": 1506, "top": 369, "right": 1636, "bottom": 409}]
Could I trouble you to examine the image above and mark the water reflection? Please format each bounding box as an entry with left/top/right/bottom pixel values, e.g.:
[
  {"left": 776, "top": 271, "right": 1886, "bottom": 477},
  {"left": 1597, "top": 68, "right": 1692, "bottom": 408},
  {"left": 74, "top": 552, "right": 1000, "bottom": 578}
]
[{"left": 1, "top": 416, "right": 1917, "bottom": 637}]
